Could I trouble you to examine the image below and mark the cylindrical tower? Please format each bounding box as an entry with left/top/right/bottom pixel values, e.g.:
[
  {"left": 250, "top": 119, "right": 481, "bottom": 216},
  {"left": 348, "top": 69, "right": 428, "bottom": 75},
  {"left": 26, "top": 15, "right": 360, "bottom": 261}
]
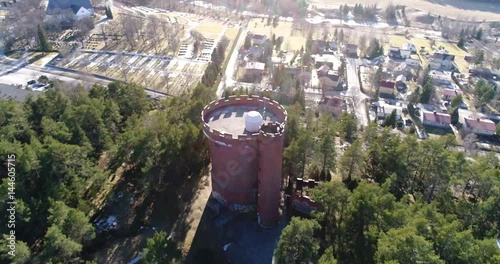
[
  {"left": 201, "top": 96, "right": 287, "bottom": 216},
  {"left": 257, "top": 122, "right": 286, "bottom": 227}
]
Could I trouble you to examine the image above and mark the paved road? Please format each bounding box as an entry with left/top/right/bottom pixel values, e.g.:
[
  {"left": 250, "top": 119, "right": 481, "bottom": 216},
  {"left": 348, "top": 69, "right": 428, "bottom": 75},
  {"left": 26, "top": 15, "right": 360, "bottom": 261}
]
[
  {"left": 0, "top": 57, "right": 169, "bottom": 98},
  {"left": 217, "top": 27, "right": 247, "bottom": 98},
  {"left": 345, "top": 58, "right": 370, "bottom": 126}
]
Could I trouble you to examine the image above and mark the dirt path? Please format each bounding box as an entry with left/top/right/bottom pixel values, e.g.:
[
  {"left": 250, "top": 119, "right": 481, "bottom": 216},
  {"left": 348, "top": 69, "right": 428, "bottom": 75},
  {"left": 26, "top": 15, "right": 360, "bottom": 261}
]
[{"left": 310, "top": 0, "right": 500, "bottom": 21}]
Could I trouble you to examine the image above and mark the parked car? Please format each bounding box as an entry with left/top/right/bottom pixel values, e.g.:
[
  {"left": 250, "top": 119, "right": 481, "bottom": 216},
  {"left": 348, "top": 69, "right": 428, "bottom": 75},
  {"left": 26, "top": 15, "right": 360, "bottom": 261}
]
[{"left": 27, "top": 80, "right": 36, "bottom": 85}]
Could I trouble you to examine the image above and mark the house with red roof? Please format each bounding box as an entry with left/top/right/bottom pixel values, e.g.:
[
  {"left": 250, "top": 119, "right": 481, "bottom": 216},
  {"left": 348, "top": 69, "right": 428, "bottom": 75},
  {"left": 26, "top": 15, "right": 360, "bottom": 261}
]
[
  {"left": 463, "top": 117, "right": 497, "bottom": 136},
  {"left": 442, "top": 88, "right": 463, "bottom": 101},
  {"left": 421, "top": 111, "right": 451, "bottom": 128},
  {"left": 319, "top": 96, "right": 347, "bottom": 118},
  {"left": 379, "top": 81, "right": 396, "bottom": 96}
]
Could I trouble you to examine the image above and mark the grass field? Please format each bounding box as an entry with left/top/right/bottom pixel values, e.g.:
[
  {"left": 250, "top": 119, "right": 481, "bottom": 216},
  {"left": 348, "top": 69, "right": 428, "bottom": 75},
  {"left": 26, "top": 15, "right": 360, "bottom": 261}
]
[{"left": 249, "top": 18, "right": 307, "bottom": 51}]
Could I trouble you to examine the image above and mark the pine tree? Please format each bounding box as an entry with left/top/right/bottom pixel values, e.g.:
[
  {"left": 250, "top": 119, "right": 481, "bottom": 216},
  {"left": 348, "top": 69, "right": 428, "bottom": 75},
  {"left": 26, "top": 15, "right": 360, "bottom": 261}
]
[{"left": 37, "top": 24, "right": 51, "bottom": 53}]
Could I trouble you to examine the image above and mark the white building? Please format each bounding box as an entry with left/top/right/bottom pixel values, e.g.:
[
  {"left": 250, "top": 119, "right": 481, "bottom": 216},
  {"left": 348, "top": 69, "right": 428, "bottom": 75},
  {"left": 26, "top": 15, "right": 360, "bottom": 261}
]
[{"left": 45, "top": 0, "right": 94, "bottom": 21}]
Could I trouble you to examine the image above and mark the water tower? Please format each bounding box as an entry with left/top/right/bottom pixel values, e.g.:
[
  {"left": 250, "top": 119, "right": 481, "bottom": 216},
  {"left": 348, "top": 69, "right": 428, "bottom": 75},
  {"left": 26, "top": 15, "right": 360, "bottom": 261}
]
[{"left": 201, "top": 95, "right": 287, "bottom": 227}]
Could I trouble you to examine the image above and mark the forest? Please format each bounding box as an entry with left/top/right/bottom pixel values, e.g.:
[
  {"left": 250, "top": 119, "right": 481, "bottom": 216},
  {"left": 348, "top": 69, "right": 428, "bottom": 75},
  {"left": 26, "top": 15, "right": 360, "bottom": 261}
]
[
  {"left": 276, "top": 104, "right": 500, "bottom": 263},
  {"left": 0, "top": 81, "right": 215, "bottom": 263}
]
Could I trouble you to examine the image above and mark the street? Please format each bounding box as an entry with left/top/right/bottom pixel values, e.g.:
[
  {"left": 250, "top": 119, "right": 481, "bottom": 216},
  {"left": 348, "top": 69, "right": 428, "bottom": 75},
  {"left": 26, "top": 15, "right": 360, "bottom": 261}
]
[
  {"left": 216, "top": 27, "right": 247, "bottom": 98},
  {"left": 345, "top": 58, "right": 370, "bottom": 126}
]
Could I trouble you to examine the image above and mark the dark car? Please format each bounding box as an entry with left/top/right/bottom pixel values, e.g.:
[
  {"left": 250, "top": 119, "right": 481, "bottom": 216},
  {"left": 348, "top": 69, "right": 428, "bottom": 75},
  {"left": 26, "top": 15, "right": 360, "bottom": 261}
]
[{"left": 27, "top": 80, "right": 36, "bottom": 85}]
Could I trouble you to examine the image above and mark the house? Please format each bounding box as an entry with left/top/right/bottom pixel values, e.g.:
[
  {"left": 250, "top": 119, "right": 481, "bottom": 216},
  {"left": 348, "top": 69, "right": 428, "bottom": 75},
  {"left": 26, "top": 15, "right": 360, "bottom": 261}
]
[
  {"left": 442, "top": 88, "right": 463, "bottom": 101},
  {"left": 402, "top": 43, "right": 416, "bottom": 53},
  {"left": 0, "top": 84, "right": 42, "bottom": 102},
  {"left": 421, "top": 111, "right": 451, "bottom": 128},
  {"left": 429, "top": 52, "right": 455, "bottom": 70},
  {"left": 318, "top": 70, "right": 342, "bottom": 89},
  {"left": 345, "top": 44, "right": 358, "bottom": 57},
  {"left": 393, "top": 62, "right": 417, "bottom": 80},
  {"left": 430, "top": 70, "right": 453, "bottom": 87},
  {"left": 251, "top": 34, "right": 267, "bottom": 45},
  {"left": 405, "top": 58, "right": 420, "bottom": 68},
  {"left": 247, "top": 46, "right": 264, "bottom": 60},
  {"left": 395, "top": 75, "right": 406, "bottom": 90},
  {"left": 45, "top": 0, "right": 94, "bottom": 21},
  {"left": 243, "top": 61, "right": 265, "bottom": 83},
  {"left": 377, "top": 103, "right": 403, "bottom": 120},
  {"left": 319, "top": 96, "right": 347, "bottom": 118},
  {"left": 379, "top": 80, "right": 396, "bottom": 96},
  {"left": 389, "top": 47, "right": 401, "bottom": 59},
  {"left": 317, "top": 65, "right": 331, "bottom": 75},
  {"left": 463, "top": 117, "right": 497, "bottom": 136},
  {"left": 313, "top": 54, "right": 341, "bottom": 70},
  {"left": 400, "top": 49, "right": 411, "bottom": 59},
  {"left": 464, "top": 54, "right": 474, "bottom": 63}
]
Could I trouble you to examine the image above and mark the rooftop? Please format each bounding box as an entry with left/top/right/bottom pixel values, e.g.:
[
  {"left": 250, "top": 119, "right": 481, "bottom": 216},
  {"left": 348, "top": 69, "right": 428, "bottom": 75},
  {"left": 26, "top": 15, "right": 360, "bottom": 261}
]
[
  {"left": 46, "top": 0, "right": 92, "bottom": 13},
  {"left": 204, "top": 105, "right": 283, "bottom": 136},
  {"left": 245, "top": 61, "right": 265, "bottom": 71},
  {"left": 321, "top": 96, "right": 344, "bottom": 108},
  {"left": 464, "top": 117, "right": 496, "bottom": 132},
  {"left": 0, "top": 84, "right": 42, "bottom": 102},
  {"left": 380, "top": 81, "right": 396, "bottom": 89},
  {"left": 423, "top": 111, "right": 451, "bottom": 124}
]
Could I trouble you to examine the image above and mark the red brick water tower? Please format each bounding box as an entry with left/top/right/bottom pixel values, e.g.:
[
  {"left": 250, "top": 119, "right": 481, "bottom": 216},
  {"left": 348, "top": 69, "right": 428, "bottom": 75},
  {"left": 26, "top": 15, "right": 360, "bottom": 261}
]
[{"left": 201, "top": 95, "right": 287, "bottom": 227}]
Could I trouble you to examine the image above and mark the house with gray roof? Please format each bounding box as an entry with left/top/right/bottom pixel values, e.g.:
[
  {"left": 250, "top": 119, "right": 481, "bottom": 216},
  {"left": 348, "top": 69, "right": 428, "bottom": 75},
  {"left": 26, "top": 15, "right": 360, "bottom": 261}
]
[{"left": 46, "top": 0, "right": 94, "bottom": 21}]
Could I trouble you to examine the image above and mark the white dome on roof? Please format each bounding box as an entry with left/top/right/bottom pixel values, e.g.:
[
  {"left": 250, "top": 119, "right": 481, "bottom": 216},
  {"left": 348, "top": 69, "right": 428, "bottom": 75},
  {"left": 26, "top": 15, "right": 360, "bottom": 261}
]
[{"left": 245, "top": 111, "right": 263, "bottom": 133}]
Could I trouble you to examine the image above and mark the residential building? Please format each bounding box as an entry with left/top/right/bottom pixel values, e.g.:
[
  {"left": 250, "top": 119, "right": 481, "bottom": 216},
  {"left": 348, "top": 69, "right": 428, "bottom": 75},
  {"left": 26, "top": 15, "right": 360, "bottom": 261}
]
[
  {"left": 251, "top": 34, "right": 267, "bottom": 45},
  {"left": 389, "top": 47, "right": 401, "bottom": 59},
  {"left": 463, "top": 117, "right": 497, "bottom": 136},
  {"left": 442, "top": 88, "right": 463, "bottom": 101},
  {"left": 377, "top": 103, "right": 403, "bottom": 120},
  {"left": 313, "top": 54, "right": 341, "bottom": 70},
  {"left": 421, "top": 111, "right": 451, "bottom": 128},
  {"left": 243, "top": 61, "right": 265, "bottom": 83},
  {"left": 400, "top": 49, "right": 411, "bottom": 59},
  {"left": 379, "top": 80, "right": 396, "bottom": 96},
  {"left": 393, "top": 62, "right": 417, "bottom": 80},
  {"left": 405, "top": 58, "right": 420, "bottom": 68},
  {"left": 45, "top": 0, "right": 94, "bottom": 21},
  {"left": 247, "top": 46, "right": 264, "bottom": 60},
  {"left": 429, "top": 52, "right": 455, "bottom": 71},
  {"left": 319, "top": 96, "right": 347, "bottom": 118},
  {"left": 318, "top": 70, "right": 342, "bottom": 90},
  {"left": 430, "top": 70, "right": 453, "bottom": 87},
  {"left": 402, "top": 43, "right": 416, "bottom": 53},
  {"left": 0, "top": 84, "right": 42, "bottom": 102}
]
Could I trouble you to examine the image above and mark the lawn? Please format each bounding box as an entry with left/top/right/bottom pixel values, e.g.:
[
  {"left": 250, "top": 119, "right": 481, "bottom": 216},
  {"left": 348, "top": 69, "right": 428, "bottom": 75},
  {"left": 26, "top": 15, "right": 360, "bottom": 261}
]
[
  {"left": 423, "top": 125, "right": 454, "bottom": 139},
  {"left": 193, "top": 23, "right": 226, "bottom": 39},
  {"left": 249, "top": 18, "right": 307, "bottom": 51}
]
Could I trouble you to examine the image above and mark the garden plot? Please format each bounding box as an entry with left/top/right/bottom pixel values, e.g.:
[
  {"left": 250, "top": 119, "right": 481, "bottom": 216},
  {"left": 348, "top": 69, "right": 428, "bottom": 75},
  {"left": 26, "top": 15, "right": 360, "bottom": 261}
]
[
  {"left": 146, "top": 58, "right": 159, "bottom": 68},
  {"left": 136, "top": 57, "right": 149, "bottom": 67}
]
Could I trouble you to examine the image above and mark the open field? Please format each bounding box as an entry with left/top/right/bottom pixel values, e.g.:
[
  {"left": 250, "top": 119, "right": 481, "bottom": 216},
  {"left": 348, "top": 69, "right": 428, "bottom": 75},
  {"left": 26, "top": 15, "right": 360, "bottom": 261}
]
[
  {"left": 249, "top": 18, "right": 308, "bottom": 51},
  {"left": 310, "top": 0, "right": 500, "bottom": 21}
]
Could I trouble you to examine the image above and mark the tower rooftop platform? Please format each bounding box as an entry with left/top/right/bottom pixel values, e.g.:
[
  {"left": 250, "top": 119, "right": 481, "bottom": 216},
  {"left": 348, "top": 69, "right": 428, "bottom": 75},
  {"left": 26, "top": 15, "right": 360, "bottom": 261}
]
[{"left": 204, "top": 105, "right": 283, "bottom": 136}]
